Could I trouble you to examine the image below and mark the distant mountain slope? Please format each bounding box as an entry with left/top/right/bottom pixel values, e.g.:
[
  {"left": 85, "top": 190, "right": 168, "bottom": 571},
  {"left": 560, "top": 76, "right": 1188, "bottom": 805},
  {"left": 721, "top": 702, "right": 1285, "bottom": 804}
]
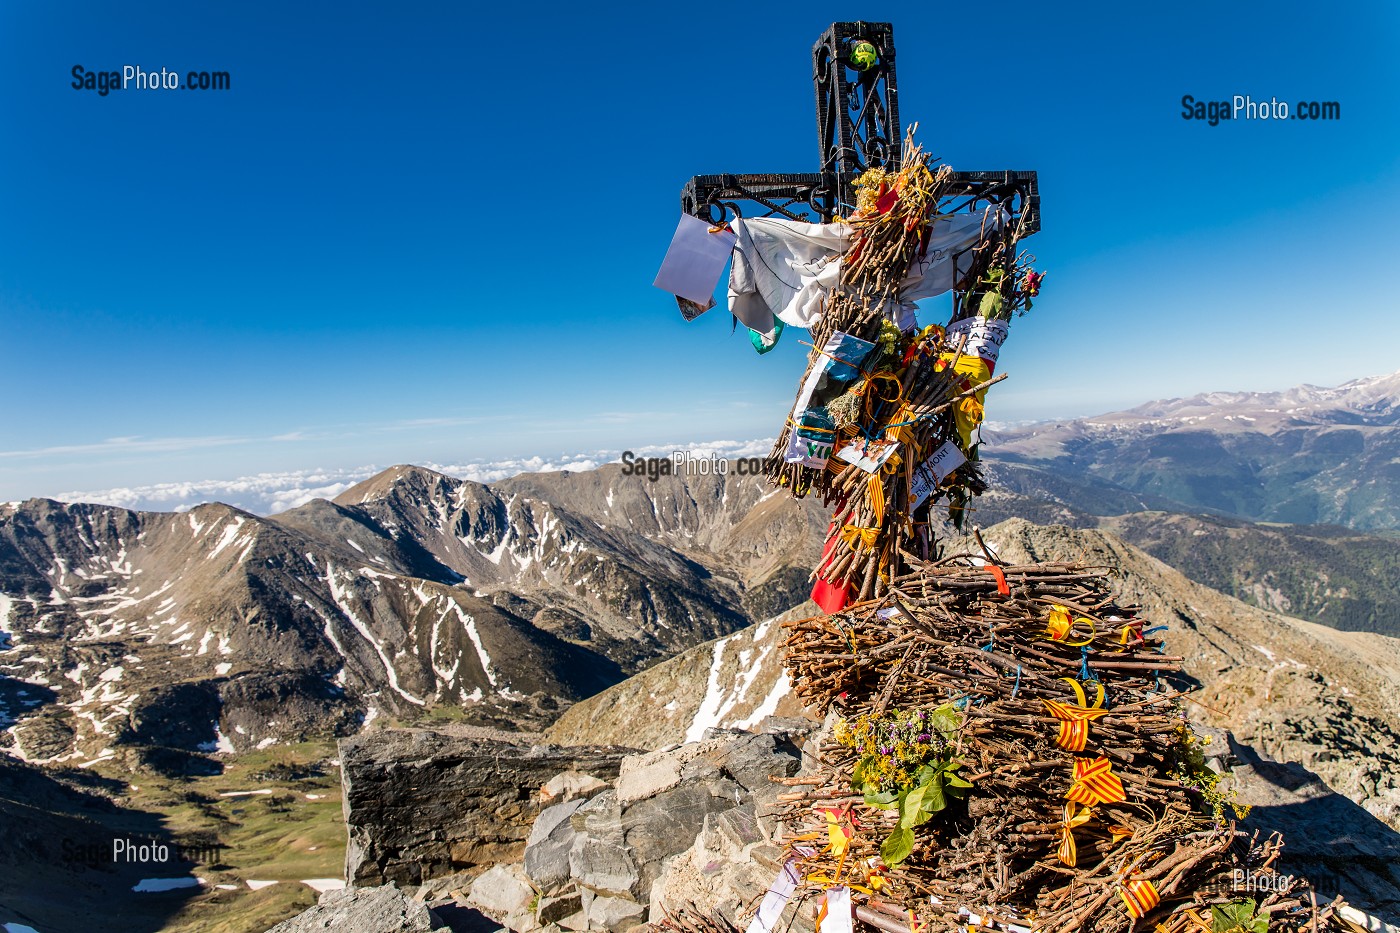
[
  {"left": 551, "top": 520, "right": 1400, "bottom": 831},
  {"left": 987, "top": 370, "right": 1400, "bottom": 530},
  {"left": 1101, "top": 512, "right": 1400, "bottom": 636}
]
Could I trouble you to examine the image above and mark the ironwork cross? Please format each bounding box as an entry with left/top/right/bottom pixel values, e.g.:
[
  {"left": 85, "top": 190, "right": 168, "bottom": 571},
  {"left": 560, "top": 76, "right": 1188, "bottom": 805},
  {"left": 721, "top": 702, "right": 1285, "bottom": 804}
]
[{"left": 681, "top": 22, "right": 1039, "bottom": 235}]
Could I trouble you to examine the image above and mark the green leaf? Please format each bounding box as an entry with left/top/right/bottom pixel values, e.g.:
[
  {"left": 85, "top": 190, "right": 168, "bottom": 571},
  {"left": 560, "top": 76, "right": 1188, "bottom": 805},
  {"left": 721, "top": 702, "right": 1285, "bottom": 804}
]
[
  {"left": 863, "top": 787, "right": 897, "bottom": 809},
  {"left": 979, "top": 292, "right": 1003, "bottom": 317},
  {"left": 852, "top": 759, "right": 867, "bottom": 785},
  {"left": 922, "top": 774, "right": 947, "bottom": 813},
  {"left": 929, "top": 704, "right": 960, "bottom": 736},
  {"left": 946, "top": 774, "right": 973, "bottom": 790},
  {"left": 899, "top": 785, "right": 927, "bottom": 828},
  {"left": 1210, "top": 901, "right": 1259, "bottom": 933},
  {"left": 880, "top": 827, "right": 914, "bottom": 866}
]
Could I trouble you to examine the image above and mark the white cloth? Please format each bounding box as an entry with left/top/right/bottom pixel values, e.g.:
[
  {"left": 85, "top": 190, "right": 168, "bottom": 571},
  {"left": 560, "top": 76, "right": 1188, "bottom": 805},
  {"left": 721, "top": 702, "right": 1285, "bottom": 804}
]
[{"left": 727, "top": 208, "right": 1005, "bottom": 338}]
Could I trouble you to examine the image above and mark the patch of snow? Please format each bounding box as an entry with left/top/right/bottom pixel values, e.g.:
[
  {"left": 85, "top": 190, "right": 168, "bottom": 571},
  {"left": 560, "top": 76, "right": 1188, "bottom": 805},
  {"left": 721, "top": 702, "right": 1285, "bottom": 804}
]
[
  {"left": 207, "top": 517, "right": 246, "bottom": 559},
  {"left": 220, "top": 789, "right": 273, "bottom": 797},
  {"left": 215, "top": 662, "right": 232, "bottom": 676},
  {"left": 326, "top": 565, "right": 425, "bottom": 706},
  {"left": 686, "top": 633, "right": 737, "bottom": 742},
  {"left": 302, "top": 879, "right": 345, "bottom": 893},
  {"left": 246, "top": 879, "right": 278, "bottom": 890},
  {"left": 734, "top": 670, "right": 792, "bottom": 729},
  {"left": 1251, "top": 644, "right": 1277, "bottom": 662},
  {"left": 346, "top": 539, "right": 365, "bottom": 553}
]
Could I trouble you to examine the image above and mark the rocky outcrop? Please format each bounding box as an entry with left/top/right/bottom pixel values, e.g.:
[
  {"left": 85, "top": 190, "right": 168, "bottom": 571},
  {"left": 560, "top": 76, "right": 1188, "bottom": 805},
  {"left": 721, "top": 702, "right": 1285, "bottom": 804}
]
[
  {"left": 463, "top": 724, "right": 810, "bottom": 933},
  {"left": 264, "top": 884, "right": 439, "bottom": 932},
  {"left": 340, "top": 729, "right": 632, "bottom": 886}
]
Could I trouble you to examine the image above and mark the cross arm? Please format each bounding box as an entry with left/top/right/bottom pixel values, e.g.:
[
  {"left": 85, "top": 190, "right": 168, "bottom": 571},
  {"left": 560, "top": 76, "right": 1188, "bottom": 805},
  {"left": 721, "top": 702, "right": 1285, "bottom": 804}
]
[{"left": 681, "top": 170, "right": 1040, "bottom": 235}]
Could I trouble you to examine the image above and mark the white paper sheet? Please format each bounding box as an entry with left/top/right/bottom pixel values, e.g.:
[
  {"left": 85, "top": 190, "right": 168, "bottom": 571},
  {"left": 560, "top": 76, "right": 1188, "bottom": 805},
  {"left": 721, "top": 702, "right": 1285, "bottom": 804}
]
[{"left": 654, "top": 214, "right": 737, "bottom": 309}]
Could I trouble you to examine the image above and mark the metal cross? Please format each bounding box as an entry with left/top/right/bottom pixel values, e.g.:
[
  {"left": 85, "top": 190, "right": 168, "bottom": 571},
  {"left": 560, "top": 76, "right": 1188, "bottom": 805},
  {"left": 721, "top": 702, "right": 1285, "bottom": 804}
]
[{"left": 681, "top": 22, "right": 1039, "bottom": 234}]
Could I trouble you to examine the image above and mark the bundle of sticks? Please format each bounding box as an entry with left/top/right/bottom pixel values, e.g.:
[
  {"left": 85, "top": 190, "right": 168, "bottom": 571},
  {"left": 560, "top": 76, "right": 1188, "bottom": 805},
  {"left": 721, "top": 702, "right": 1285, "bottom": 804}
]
[
  {"left": 762, "top": 133, "right": 961, "bottom": 499},
  {"left": 765, "top": 555, "right": 1356, "bottom": 932}
]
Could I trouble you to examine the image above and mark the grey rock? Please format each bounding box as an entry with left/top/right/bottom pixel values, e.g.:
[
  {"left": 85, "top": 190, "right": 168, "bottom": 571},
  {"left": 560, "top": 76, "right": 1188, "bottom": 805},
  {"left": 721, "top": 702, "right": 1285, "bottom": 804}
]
[
  {"left": 570, "top": 791, "right": 624, "bottom": 845},
  {"left": 341, "top": 730, "right": 627, "bottom": 886},
  {"left": 467, "top": 864, "right": 536, "bottom": 921},
  {"left": 536, "top": 890, "right": 583, "bottom": 925},
  {"left": 264, "top": 883, "right": 438, "bottom": 932},
  {"left": 584, "top": 894, "right": 646, "bottom": 933},
  {"left": 525, "top": 798, "right": 585, "bottom": 892},
  {"left": 569, "top": 836, "right": 640, "bottom": 898}
]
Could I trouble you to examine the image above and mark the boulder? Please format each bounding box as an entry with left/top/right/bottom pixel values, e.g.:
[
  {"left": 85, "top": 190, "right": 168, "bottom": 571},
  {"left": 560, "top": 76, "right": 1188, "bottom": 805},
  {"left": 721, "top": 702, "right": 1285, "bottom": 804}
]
[
  {"left": 526, "top": 798, "right": 587, "bottom": 892},
  {"left": 466, "top": 863, "right": 536, "bottom": 922},
  {"left": 541, "top": 771, "right": 609, "bottom": 805},
  {"left": 265, "top": 883, "right": 438, "bottom": 932},
  {"left": 341, "top": 729, "right": 630, "bottom": 886}
]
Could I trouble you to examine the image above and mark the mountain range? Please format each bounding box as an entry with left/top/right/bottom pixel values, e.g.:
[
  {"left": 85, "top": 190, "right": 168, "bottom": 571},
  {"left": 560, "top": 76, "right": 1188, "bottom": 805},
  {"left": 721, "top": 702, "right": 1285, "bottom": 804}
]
[
  {"left": 2, "top": 370, "right": 1400, "bottom": 932},
  {"left": 986, "top": 370, "right": 1400, "bottom": 530}
]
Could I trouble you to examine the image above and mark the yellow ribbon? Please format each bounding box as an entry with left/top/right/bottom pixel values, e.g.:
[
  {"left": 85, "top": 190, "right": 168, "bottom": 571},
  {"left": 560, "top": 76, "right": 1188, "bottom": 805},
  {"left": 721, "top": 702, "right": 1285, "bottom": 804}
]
[
  {"left": 841, "top": 525, "right": 880, "bottom": 550},
  {"left": 937, "top": 352, "right": 992, "bottom": 447},
  {"left": 1042, "top": 677, "right": 1110, "bottom": 752},
  {"left": 1057, "top": 801, "right": 1093, "bottom": 867},
  {"left": 1044, "top": 605, "right": 1095, "bottom": 646}
]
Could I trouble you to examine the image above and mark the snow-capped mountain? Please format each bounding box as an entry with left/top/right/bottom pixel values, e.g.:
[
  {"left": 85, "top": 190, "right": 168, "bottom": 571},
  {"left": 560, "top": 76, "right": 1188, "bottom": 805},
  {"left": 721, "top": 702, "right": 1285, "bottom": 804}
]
[{"left": 0, "top": 465, "right": 826, "bottom": 767}]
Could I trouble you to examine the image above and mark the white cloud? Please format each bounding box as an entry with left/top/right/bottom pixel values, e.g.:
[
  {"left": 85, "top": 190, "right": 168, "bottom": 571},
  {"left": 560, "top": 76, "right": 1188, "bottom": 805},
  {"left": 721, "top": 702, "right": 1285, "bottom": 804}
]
[{"left": 47, "top": 439, "right": 777, "bottom": 516}]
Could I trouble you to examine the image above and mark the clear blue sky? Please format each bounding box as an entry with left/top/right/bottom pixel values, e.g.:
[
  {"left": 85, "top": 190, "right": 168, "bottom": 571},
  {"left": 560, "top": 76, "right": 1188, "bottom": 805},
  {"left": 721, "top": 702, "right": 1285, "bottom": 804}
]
[{"left": 2, "top": 0, "right": 1398, "bottom": 500}]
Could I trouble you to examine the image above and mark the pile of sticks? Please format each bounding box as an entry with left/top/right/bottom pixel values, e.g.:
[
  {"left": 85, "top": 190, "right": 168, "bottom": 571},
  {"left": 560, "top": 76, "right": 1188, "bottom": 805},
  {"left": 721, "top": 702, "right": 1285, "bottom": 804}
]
[{"left": 766, "top": 555, "right": 1355, "bottom": 932}]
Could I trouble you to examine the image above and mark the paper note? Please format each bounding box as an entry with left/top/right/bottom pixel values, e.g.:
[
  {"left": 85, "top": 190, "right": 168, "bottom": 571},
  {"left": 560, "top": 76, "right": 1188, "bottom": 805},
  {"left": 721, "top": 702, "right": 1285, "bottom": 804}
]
[
  {"left": 654, "top": 214, "right": 737, "bottom": 311},
  {"left": 744, "top": 860, "right": 799, "bottom": 933},
  {"left": 945, "top": 316, "right": 1010, "bottom": 365},
  {"left": 819, "top": 887, "right": 853, "bottom": 933},
  {"left": 909, "top": 441, "right": 967, "bottom": 508}
]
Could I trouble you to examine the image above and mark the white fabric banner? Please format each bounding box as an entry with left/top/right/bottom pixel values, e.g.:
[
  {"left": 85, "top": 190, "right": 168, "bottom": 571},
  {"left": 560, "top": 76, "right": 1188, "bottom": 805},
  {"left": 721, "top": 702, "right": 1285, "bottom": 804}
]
[
  {"left": 819, "top": 887, "right": 853, "bottom": 933},
  {"left": 944, "top": 316, "right": 1010, "bottom": 365}
]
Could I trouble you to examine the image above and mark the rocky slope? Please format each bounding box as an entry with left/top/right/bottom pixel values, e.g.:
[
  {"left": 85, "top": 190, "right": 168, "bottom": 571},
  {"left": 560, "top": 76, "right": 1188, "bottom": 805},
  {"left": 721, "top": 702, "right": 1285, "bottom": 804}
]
[
  {"left": 986, "top": 370, "right": 1400, "bottom": 530},
  {"left": 0, "top": 465, "right": 825, "bottom": 767},
  {"left": 549, "top": 520, "right": 1400, "bottom": 832}
]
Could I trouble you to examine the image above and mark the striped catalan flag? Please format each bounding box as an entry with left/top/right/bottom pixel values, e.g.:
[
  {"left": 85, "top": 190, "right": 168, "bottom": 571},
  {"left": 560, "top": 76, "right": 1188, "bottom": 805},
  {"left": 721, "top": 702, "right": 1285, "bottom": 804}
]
[
  {"left": 1118, "top": 873, "right": 1160, "bottom": 920},
  {"left": 1065, "top": 756, "right": 1127, "bottom": 806},
  {"left": 1042, "top": 698, "right": 1110, "bottom": 752}
]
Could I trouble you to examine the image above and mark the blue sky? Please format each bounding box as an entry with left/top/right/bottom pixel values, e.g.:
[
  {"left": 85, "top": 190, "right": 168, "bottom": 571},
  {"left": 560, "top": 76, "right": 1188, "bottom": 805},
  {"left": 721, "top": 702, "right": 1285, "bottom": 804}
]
[{"left": 2, "top": 0, "right": 1398, "bottom": 502}]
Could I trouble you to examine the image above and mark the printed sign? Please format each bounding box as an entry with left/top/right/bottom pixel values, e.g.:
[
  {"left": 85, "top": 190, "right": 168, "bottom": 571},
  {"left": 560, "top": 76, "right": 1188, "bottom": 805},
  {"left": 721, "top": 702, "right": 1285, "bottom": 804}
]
[
  {"left": 785, "top": 429, "right": 834, "bottom": 469},
  {"left": 944, "top": 316, "right": 1010, "bottom": 365},
  {"left": 909, "top": 441, "right": 967, "bottom": 508}
]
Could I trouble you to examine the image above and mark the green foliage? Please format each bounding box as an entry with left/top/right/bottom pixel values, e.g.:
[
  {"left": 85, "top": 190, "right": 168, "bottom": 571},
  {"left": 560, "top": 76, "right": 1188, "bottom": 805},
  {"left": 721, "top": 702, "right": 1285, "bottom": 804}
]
[
  {"left": 1211, "top": 899, "right": 1268, "bottom": 933},
  {"left": 836, "top": 705, "right": 972, "bottom": 866},
  {"left": 1170, "top": 722, "right": 1250, "bottom": 822}
]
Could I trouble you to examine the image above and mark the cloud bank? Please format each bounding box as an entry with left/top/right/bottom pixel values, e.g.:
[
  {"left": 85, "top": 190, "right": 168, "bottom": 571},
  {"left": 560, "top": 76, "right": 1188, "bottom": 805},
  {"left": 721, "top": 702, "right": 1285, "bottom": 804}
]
[{"left": 45, "top": 439, "right": 778, "bottom": 515}]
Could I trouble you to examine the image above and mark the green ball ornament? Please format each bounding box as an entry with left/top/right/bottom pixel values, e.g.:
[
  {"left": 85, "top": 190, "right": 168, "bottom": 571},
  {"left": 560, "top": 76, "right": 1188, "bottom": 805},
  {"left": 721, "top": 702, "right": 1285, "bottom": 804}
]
[{"left": 850, "top": 41, "right": 878, "bottom": 70}]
